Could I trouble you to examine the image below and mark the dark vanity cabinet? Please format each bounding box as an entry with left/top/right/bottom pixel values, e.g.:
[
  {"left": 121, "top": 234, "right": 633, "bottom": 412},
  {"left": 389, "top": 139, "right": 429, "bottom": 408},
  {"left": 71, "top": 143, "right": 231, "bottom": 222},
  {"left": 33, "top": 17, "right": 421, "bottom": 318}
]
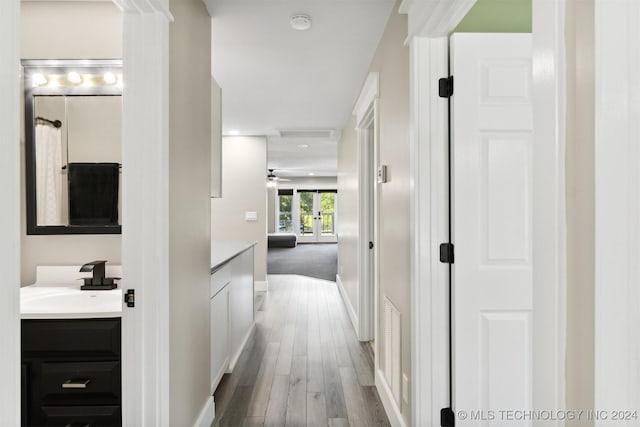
[{"left": 21, "top": 318, "right": 122, "bottom": 427}]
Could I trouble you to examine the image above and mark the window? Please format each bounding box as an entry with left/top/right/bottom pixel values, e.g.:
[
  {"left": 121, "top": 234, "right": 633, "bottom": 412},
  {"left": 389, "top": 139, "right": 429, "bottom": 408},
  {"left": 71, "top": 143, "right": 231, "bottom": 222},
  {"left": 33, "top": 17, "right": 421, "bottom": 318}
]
[{"left": 278, "top": 189, "right": 293, "bottom": 232}]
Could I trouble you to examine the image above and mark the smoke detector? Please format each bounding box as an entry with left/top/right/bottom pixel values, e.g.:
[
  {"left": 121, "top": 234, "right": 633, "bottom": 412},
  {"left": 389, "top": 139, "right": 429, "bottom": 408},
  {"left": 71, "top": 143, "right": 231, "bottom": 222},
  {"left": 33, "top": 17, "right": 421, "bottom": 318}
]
[{"left": 290, "top": 14, "right": 312, "bottom": 31}]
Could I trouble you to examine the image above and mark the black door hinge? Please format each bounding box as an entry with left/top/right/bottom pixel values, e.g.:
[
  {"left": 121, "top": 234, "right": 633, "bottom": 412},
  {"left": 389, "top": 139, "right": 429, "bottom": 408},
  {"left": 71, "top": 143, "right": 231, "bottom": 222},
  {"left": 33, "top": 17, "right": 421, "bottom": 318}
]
[
  {"left": 439, "top": 76, "right": 454, "bottom": 98},
  {"left": 440, "top": 243, "right": 454, "bottom": 264},
  {"left": 124, "top": 289, "right": 135, "bottom": 308},
  {"left": 441, "top": 407, "right": 455, "bottom": 427}
]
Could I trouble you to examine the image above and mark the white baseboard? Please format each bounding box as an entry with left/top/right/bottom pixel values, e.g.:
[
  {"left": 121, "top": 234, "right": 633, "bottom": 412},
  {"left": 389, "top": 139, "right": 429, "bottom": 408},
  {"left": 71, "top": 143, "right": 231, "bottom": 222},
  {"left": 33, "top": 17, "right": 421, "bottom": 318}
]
[
  {"left": 336, "top": 274, "right": 359, "bottom": 334},
  {"left": 255, "top": 280, "right": 268, "bottom": 292},
  {"left": 375, "top": 369, "right": 407, "bottom": 427},
  {"left": 228, "top": 322, "right": 255, "bottom": 372},
  {"left": 194, "top": 396, "right": 215, "bottom": 427}
]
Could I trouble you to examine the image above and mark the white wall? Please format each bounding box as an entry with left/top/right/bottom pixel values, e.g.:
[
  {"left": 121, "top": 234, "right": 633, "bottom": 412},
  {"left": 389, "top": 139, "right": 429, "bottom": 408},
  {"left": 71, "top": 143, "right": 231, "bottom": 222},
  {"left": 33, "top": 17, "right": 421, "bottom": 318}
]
[
  {"left": 20, "top": 1, "right": 123, "bottom": 285},
  {"left": 212, "top": 136, "right": 268, "bottom": 282},
  {"left": 337, "top": 4, "right": 413, "bottom": 424},
  {"left": 168, "top": 0, "right": 213, "bottom": 424},
  {"left": 337, "top": 121, "right": 359, "bottom": 310},
  {"left": 21, "top": 1, "right": 122, "bottom": 60}
]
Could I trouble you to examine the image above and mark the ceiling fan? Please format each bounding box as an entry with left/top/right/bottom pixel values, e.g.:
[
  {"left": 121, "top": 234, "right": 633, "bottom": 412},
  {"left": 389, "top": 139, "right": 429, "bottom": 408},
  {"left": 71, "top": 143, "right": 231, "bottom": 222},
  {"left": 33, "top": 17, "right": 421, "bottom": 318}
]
[{"left": 267, "top": 169, "right": 291, "bottom": 182}]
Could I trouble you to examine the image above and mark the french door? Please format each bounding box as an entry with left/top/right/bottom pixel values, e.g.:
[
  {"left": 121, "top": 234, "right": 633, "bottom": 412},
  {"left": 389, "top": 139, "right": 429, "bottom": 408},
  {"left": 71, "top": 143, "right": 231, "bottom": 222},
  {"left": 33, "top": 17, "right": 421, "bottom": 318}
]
[{"left": 297, "top": 190, "right": 337, "bottom": 243}]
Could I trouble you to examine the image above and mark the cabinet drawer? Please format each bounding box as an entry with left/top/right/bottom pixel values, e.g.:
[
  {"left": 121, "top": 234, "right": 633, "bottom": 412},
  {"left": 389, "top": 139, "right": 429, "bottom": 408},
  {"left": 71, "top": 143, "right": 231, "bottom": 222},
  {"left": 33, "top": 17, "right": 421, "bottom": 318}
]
[
  {"left": 37, "top": 405, "right": 120, "bottom": 426},
  {"left": 210, "top": 264, "right": 231, "bottom": 297},
  {"left": 22, "top": 319, "right": 121, "bottom": 358},
  {"left": 40, "top": 361, "right": 120, "bottom": 405}
]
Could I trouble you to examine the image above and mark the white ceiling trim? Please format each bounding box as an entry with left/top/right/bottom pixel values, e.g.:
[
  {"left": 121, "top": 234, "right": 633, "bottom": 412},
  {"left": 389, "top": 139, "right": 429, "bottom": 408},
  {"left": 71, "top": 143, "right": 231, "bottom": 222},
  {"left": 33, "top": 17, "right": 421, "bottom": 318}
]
[{"left": 399, "top": 0, "right": 476, "bottom": 39}]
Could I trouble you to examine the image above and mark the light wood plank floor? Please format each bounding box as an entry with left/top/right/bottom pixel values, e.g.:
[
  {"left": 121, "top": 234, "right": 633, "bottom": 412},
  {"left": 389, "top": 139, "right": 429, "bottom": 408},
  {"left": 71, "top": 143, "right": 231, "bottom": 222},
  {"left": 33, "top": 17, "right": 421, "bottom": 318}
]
[{"left": 212, "top": 274, "right": 390, "bottom": 427}]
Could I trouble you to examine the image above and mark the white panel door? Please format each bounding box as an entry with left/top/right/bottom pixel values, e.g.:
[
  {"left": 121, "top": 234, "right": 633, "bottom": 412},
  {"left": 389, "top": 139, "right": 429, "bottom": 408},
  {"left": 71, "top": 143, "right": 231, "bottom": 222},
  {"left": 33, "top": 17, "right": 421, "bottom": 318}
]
[{"left": 451, "top": 33, "right": 533, "bottom": 425}]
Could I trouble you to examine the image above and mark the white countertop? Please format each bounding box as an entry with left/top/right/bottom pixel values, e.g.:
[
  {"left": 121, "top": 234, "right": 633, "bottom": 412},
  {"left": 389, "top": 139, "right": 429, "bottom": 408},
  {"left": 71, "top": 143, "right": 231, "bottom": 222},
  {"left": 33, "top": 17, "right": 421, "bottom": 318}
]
[
  {"left": 211, "top": 240, "right": 257, "bottom": 272},
  {"left": 21, "top": 265, "right": 123, "bottom": 320}
]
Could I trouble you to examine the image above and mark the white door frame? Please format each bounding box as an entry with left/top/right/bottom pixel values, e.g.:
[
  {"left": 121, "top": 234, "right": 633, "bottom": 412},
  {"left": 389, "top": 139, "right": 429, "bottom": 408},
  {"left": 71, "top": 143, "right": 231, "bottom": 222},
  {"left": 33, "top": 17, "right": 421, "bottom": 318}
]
[
  {"left": 594, "top": 0, "right": 640, "bottom": 419},
  {"left": 0, "top": 0, "right": 22, "bottom": 423},
  {"left": 400, "top": 0, "right": 567, "bottom": 425},
  {"left": 354, "top": 72, "right": 380, "bottom": 343},
  {"left": 0, "top": 0, "right": 175, "bottom": 425},
  {"left": 116, "top": 1, "right": 174, "bottom": 425},
  {"left": 406, "top": 35, "right": 453, "bottom": 427}
]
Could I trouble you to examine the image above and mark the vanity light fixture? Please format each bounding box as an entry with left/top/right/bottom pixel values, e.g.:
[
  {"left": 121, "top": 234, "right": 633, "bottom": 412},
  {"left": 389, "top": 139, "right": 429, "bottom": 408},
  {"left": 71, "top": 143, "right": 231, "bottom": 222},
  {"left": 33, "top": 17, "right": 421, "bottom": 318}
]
[
  {"left": 67, "top": 71, "right": 82, "bottom": 84},
  {"left": 308, "top": 172, "right": 315, "bottom": 176},
  {"left": 290, "top": 14, "right": 312, "bottom": 31},
  {"left": 103, "top": 72, "right": 117, "bottom": 85}
]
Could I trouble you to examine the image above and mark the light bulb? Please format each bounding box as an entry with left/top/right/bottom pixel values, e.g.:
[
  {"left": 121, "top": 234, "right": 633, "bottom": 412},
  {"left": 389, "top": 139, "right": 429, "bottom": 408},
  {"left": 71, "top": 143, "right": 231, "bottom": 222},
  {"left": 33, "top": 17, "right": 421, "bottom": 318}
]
[
  {"left": 67, "top": 71, "right": 82, "bottom": 84},
  {"left": 31, "top": 73, "right": 47, "bottom": 87},
  {"left": 103, "top": 72, "right": 117, "bottom": 85}
]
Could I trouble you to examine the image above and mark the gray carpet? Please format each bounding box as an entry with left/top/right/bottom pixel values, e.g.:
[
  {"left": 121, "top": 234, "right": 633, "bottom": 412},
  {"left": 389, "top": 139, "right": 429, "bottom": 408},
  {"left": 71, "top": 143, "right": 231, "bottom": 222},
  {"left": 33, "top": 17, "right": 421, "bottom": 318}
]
[{"left": 267, "top": 243, "right": 338, "bottom": 282}]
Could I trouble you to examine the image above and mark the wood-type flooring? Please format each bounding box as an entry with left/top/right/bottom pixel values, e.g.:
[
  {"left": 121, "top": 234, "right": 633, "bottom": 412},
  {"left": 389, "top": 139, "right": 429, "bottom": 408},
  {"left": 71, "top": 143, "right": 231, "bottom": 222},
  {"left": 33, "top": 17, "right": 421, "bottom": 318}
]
[{"left": 212, "top": 274, "right": 391, "bottom": 427}]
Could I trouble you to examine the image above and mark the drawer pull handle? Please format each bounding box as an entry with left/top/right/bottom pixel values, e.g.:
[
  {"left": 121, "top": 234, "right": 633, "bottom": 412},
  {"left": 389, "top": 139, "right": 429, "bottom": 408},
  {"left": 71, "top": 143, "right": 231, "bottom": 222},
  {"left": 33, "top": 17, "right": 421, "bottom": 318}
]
[
  {"left": 62, "top": 378, "right": 91, "bottom": 389},
  {"left": 65, "top": 424, "right": 91, "bottom": 427}
]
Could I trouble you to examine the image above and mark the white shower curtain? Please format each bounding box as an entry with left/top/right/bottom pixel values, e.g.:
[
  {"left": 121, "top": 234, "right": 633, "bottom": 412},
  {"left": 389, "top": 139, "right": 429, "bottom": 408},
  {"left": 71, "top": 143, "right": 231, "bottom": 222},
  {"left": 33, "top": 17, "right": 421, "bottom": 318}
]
[{"left": 35, "top": 124, "right": 63, "bottom": 225}]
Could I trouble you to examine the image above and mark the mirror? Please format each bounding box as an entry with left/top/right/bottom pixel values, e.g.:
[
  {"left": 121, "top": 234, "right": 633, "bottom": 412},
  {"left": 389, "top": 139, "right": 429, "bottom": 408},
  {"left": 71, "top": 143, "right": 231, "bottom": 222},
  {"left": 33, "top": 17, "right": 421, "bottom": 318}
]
[{"left": 23, "top": 60, "right": 123, "bottom": 235}]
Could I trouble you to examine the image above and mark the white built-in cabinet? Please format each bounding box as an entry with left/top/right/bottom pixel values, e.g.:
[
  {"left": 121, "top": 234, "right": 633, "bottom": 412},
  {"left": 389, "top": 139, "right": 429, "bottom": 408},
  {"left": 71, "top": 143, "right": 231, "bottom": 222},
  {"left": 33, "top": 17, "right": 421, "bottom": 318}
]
[
  {"left": 210, "top": 247, "right": 254, "bottom": 394},
  {"left": 210, "top": 264, "right": 230, "bottom": 393}
]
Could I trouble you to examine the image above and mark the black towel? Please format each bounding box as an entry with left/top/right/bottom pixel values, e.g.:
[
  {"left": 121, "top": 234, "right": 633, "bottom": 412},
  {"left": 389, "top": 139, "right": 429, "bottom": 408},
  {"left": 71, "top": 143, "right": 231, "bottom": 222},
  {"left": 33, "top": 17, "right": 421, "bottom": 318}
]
[{"left": 68, "top": 163, "right": 119, "bottom": 226}]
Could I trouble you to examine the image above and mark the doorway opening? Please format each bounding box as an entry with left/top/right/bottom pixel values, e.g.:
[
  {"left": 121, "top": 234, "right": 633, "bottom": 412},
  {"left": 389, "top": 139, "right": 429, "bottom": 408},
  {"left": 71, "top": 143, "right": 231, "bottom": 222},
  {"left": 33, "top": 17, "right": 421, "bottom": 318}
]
[
  {"left": 353, "top": 72, "right": 380, "bottom": 350},
  {"left": 268, "top": 181, "right": 339, "bottom": 282}
]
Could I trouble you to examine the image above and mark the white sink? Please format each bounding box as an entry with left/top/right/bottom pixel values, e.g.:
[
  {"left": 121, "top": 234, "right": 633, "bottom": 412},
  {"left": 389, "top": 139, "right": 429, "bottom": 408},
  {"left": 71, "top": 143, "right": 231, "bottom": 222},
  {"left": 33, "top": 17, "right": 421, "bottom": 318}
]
[
  {"left": 21, "top": 286, "right": 122, "bottom": 319},
  {"left": 21, "top": 265, "right": 123, "bottom": 319}
]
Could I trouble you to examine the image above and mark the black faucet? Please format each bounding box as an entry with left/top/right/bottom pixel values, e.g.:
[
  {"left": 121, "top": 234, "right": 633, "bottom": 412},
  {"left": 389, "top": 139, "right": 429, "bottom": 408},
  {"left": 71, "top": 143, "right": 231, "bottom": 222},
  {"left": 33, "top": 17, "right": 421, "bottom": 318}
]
[{"left": 79, "top": 260, "right": 119, "bottom": 290}]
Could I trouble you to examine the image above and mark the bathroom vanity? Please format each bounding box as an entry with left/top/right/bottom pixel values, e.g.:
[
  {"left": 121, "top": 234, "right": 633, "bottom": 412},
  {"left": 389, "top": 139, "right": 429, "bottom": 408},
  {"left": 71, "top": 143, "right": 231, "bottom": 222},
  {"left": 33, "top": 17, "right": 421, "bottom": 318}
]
[
  {"left": 22, "top": 318, "right": 121, "bottom": 426},
  {"left": 21, "top": 266, "right": 123, "bottom": 427},
  {"left": 210, "top": 241, "right": 256, "bottom": 394}
]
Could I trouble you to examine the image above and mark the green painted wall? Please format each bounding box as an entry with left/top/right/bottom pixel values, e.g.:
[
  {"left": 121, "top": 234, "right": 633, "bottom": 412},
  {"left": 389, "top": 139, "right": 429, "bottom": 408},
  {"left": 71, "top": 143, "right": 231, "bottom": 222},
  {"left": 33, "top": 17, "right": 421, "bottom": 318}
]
[{"left": 455, "top": 0, "right": 532, "bottom": 33}]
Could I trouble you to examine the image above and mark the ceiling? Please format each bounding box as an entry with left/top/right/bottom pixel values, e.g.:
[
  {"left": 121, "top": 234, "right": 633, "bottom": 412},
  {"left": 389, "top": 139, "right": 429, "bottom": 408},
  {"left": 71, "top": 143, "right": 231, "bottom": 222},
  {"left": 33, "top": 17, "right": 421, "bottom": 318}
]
[{"left": 207, "top": 0, "right": 395, "bottom": 177}]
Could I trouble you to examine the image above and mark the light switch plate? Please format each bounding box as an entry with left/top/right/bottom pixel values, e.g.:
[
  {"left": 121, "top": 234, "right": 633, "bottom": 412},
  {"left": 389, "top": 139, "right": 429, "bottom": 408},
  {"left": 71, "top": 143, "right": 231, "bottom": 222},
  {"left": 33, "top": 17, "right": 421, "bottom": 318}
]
[
  {"left": 377, "top": 165, "right": 388, "bottom": 184},
  {"left": 245, "top": 211, "right": 257, "bottom": 221}
]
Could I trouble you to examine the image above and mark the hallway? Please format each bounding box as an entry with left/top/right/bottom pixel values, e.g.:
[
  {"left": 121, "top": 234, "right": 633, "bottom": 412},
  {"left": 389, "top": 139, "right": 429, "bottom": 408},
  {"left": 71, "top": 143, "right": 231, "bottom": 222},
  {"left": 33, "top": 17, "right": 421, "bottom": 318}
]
[{"left": 212, "top": 275, "right": 390, "bottom": 427}]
